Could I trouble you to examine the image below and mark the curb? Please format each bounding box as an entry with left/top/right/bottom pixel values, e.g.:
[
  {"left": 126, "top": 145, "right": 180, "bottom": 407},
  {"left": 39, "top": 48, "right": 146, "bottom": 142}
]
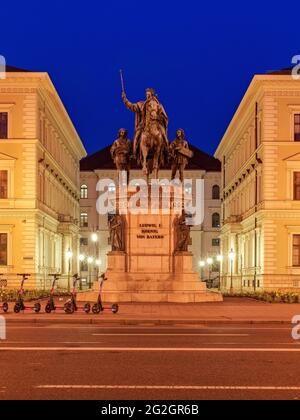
[{"left": 2, "top": 317, "right": 292, "bottom": 326}]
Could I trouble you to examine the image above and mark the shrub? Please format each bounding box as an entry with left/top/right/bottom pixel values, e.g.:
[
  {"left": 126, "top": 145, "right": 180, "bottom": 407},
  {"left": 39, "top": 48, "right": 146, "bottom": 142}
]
[{"left": 223, "top": 289, "right": 300, "bottom": 304}]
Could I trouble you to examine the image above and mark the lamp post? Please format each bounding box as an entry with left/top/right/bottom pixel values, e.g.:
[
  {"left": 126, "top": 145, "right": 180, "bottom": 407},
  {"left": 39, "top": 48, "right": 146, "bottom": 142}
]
[
  {"left": 79, "top": 254, "right": 85, "bottom": 290},
  {"left": 217, "top": 255, "right": 223, "bottom": 291},
  {"left": 87, "top": 257, "right": 94, "bottom": 290},
  {"left": 91, "top": 233, "right": 99, "bottom": 283},
  {"left": 66, "top": 248, "right": 73, "bottom": 292},
  {"left": 207, "top": 258, "right": 213, "bottom": 288},
  {"left": 229, "top": 249, "right": 235, "bottom": 294},
  {"left": 199, "top": 261, "right": 205, "bottom": 281}
]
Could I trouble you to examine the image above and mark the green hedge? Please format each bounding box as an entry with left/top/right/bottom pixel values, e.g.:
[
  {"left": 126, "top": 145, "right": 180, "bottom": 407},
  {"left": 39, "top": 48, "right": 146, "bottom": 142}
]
[
  {"left": 0, "top": 290, "right": 71, "bottom": 302},
  {"left": 224, "top": 290, "right": 300, "bottom": 303}
]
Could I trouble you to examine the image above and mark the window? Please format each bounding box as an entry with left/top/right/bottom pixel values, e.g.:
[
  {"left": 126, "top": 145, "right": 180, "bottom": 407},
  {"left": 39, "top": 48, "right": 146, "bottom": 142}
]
[
  {"left": 108, "top": 183, "right": 116, "bottom": 193},
  {"left": 212, "top": 213, "right": 220, "bottom": 228},
  {"left": 212, "top": 238, "right": 220, "bottom": 247},
  {"left": 80, "top": 261, "right": 88, "bottom": 272},
  {"left": 294, "top": 173, "right": 300, "bottom": 200},
  {"left": 295, "top": 115, "right": 300, "bottom": 142},
  {"left": 80, "top": 185, "right": 88, "bottom": 199},
  {"left": 0, "top": 113, "right": 8, "bottom": 139},
  {"left": 212, "top": 185, "right": 220, "bottom": 200},
  {"left": 80, "top": 237, "right": 88, "bottom": 246},
  {"left": 0, "top": 233, "right": 7, "bottom": 266},
  {"left": 293, "top": 235, "right": 300, "bottom": 267},
  {"left": 185, "top": 183, "right": 193, "bottom": 195},
  {"left": 80, "top": 213, "right": 88, "bottom": 228},
  {"left": 0, "top": 170, "right": 7, "bottom": 199}
]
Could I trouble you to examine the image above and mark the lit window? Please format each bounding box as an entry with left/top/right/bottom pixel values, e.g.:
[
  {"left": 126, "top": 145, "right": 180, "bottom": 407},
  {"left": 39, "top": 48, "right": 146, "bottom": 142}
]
[
  {"left": 212, "top": 185, "right": 220, "bottom": 200},
  {"left": 0, "top": 113, "right": 8, "bottom": 139},
  {"left": 293, "top": 235, "right": 300, "bottom": 267},
  {"left": 212, "top": 213, "right": 220, "bottom": 228},
  {"left": 0, "top": 233, "right": 7, "bottom": 266},
  {"left": 294, "top": 173, "right": 300, "bottom": 200},
  {"left": 80, "top": 185, "right": 88, "bottom": 199},
  {"left": 295, "top": 115, "right": 300, "bottom": 142},
  {"left": 0, "top": 170, "right": 8, "bottom": 199},
  {"left": 80, "top": 213, "right": 88, "bottom": 228}
]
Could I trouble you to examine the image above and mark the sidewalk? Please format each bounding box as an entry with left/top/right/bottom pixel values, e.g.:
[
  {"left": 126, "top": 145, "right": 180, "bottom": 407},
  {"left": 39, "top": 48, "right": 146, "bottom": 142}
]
[{"left": 2, "top": 298, "right": 300, "bottom": 325}]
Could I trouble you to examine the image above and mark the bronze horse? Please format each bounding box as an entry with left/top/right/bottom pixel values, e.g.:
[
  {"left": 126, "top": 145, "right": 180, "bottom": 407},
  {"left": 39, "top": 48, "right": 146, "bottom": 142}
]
[{"left": 122, "top": 88, "right": 169, "bottom": 180}]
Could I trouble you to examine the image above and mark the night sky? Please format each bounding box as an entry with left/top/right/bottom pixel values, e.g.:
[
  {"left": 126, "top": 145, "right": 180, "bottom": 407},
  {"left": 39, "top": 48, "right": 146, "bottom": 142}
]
[{"left": 2, "top": 1, "right": 300, "bottom": 156}]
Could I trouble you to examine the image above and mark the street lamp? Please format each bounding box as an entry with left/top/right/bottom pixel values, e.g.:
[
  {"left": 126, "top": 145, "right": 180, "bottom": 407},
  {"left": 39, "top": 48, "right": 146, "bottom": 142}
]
[
  {"left": 91, "top": 233, "right": 98, "bottom": 243},
  {"left": 199, "top": 261, "right": 205, "bottom": 280},
  {"left": 91, "top": 233, "right": 99, "bottom": 283},
  {"left": 229, "top": 249, "right": 235, "bottom": 294},
  {"left": 87, "top": 257, "right": 94, "bottom": 289},
  {"left": 79, "top": 255, "right": 85, "bottom": 290},
  {"left": 217, "top": 255, "right": 223, "bottom": 290},
  {"left": 66, "top": 248, "right": 73, "bottom": 292},
  {"left": 207, "top": 258, "right": 213, "bottom": 287}
]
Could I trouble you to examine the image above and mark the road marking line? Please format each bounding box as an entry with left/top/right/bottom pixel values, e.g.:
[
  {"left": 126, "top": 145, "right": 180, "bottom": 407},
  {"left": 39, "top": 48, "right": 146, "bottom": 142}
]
[
  {"left": 1, "top": 347, "right": 300, "bottom": 352},
  {"left": 92, "top": 334, "right": 250, "bottom": 337},
  {"left": 35, "top": 385, "right": 300, "bottom": 391}
]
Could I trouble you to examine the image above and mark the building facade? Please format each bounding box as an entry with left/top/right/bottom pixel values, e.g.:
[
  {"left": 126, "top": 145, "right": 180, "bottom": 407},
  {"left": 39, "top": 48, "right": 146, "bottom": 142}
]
[
  {"left": 79, "top": 145, "right": 222, "bottom": 286},
  {"left": 0, "top": 66, "right": 86, "bottom": 289},
  {"left": 215, "top": 69, "right": 300, "bottom": 291}
]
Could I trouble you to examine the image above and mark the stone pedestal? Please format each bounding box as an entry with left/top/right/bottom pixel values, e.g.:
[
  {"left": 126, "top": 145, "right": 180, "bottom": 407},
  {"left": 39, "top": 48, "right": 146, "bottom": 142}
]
[
  {"left": 107, "top": 252, "right": 126, "bottom": 272},
  {"left": 91, "top": 190, "right": 223, "bottom": 303}
]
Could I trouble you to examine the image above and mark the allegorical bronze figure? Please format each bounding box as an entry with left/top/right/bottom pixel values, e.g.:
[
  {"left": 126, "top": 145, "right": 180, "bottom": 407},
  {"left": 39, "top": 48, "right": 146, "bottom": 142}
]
[
  {"left": 109, "top": 213, "right": 125, "bottom": 252},
  {"left": 121, "top": 76, "right": 169, "bottom": 179},
  {"left": 174, "top": 211, "right": 191, "bottom": 253},
  {"left": 169, "top": 129, "right": 194, "bottom": 183},
  {"left": 110, "top": 128, "right": 132, "bottom": 181}
]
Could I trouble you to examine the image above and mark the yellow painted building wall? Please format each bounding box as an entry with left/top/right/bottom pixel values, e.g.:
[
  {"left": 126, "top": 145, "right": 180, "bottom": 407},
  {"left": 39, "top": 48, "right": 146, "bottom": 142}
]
[
  {"left": 0, "top": 71, "right": 86, "bottom": 289},
  {"left": 216, "top": 75, "right": 300, "bottom": 291}
]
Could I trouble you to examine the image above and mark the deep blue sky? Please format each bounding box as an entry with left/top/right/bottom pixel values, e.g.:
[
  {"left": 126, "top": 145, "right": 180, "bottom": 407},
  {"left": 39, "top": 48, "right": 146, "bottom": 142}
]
[{"left": 2, "top": 1, "right": 300, "bottom": 156}]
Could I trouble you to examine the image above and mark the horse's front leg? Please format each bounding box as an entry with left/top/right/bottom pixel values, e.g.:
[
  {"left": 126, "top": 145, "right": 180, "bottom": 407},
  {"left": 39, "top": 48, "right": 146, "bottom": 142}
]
[
  {"left": 141, "top": 145, "right": 148, "bottom": 176},
  {"left": 152, "top": 145, "right": 161, "bottom": 179}
]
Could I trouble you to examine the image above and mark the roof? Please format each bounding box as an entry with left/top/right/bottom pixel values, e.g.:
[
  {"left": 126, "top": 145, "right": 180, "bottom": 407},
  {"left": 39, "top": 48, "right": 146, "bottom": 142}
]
[
  {"left": 265, "top": 67, "right": 294, "bottom": 75},
  {"left": 80, "top": 144, "right": 221, "bottom": 172},
  {"left": 5, "top": 65, "right": 31, "bottom": 73}
]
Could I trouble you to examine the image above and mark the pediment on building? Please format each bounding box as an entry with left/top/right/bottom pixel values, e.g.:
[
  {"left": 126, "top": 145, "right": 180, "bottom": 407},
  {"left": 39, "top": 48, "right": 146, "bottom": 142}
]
[
  {"left": 283, "top": 152, "right": 300, "bottom": 162},
  {"left": 0, "top": 152, "right": 17, "bottom": 160}
]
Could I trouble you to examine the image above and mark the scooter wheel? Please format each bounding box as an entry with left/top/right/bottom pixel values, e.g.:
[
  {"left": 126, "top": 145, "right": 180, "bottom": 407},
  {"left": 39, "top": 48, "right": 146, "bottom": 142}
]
[
  {"left": 112, "top": 304, "right": 119, "bottom": 314},
  {"left": 92, "top": 304, "right": 101, "bottom": 314},
  {"left": 14, "top": 304, "right": 21, "bottom": 314},
  {"left": 45, "top": 303, "right": 52, "bottom": 314},
  {"left": 34, "top": 303, "right": 41, "bottom": 313},
  {"left": 84, "top": 303, "right": 91, "bottom": 314},
  {"left": 64, "top": 303, "right": 75, "bottom": 314},
  {"left": 2, "top": 303, "right": 8, "bottom": 313}
]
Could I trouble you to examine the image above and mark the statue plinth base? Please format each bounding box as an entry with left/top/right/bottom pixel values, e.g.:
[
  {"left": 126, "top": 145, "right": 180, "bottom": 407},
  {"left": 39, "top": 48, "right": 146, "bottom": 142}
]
[
  {"left": 174, "top": 252, "right": 194, "bottom": 274},
  {"left": 87, "top": 190, "right": 223, "bottom": 304},
  {"left": 107, "top": 252, "right": 126, "bottom": 273}
]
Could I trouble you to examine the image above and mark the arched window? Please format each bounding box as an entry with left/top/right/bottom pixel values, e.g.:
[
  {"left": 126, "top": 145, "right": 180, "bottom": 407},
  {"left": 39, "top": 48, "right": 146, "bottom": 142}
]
[
  {"left": 212, "top": 185, "right": 220, "bottom": 200},
  {"left": 212, "top": 213, "right": 220, "bottom": 228},
  {"left": 80, "top": 185, "right": 88, "bottom": 199}
]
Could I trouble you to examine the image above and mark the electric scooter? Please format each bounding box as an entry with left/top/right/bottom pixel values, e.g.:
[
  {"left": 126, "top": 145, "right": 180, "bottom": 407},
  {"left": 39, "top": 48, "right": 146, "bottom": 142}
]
[
  {"left": 0, "top": 274, "right": 8, "bottom": 313},
  {"left": 45, "top": 274, "right": 68, "bottom": 313},
  {"left": 64, "top": 274, "right": 91, "bottom": 314},
  {"left": 91, "top": 275, "right": 119, "bottom": 314},
  {"left": 14, "top": 274, "right": 41, "bottom": 314}
]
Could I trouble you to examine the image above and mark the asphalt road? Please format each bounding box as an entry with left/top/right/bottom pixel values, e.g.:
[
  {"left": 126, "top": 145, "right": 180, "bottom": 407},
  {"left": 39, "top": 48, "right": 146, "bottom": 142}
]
[{"left": 0, "top": 322, "right": 300, "bottom": 400}]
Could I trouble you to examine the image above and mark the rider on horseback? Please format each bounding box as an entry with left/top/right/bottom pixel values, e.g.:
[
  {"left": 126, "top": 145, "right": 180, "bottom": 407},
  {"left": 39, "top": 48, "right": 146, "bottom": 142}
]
[{"left": 122, "top": 88, "right": 169, "bottom": 176}]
